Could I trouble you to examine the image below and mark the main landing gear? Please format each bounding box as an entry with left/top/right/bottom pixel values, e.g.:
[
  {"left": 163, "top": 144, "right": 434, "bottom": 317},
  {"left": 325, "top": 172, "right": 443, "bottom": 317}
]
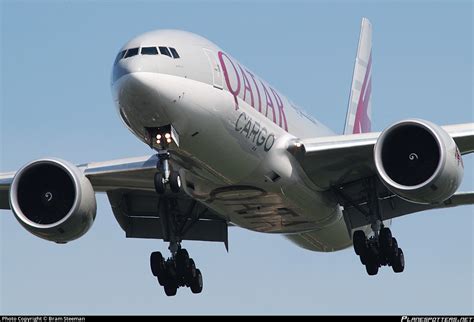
[
  {"left": 338, "top": 177, "right": 405, "bottom": 276},
  {"left": 150, "top": 244, "right": 203, "bottom": 296},
  {"left": 355, "top": 179, "right": 405, "bottom": 276},
  {"left": 353, "top": 227, "right": 405, "bottom": 275}
]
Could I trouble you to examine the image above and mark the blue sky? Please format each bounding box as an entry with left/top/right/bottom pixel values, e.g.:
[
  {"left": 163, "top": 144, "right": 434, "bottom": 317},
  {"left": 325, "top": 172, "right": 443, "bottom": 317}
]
[{"left": 1, "top": 0, "right": 472, "bottom": 315}]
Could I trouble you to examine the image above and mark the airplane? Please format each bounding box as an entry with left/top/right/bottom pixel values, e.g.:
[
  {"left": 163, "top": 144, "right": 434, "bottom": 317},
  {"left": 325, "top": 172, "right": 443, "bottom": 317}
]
[{"left": 1, "top": 18, "right": 473, "bottom": 297}]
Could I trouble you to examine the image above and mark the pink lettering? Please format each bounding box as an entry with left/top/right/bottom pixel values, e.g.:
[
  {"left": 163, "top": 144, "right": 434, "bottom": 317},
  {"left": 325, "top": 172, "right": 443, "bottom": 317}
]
[
  {"left": 246, "top": 70, "right": 262, "bottom": 113},
  {"left": 270, "top": 88, "right": 288, "bottom": 131},
  {"left": 218, "top": 51, "right": 241, "bottom": 109},
  {"left": 261, "top": 81, "right": 276, "bottom": 123},
  {"left": 239, "top": 65, "right": 254, "bottom": 108}
]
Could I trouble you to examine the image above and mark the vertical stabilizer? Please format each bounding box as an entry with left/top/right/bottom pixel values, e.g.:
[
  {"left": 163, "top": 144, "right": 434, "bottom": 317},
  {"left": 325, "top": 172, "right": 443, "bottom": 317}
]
[{"left": 344, "top": 18, "right": 372, "bottom": 134}]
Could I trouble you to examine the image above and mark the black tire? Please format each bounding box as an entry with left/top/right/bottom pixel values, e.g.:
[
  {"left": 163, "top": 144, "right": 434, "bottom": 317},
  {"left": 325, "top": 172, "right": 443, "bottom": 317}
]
[
  {"left": 365, "top": 259, "right": 379, "bottom": 276},
  {"left": 176, "top": 248, "right": 189, "bottom": 265},
  {"left": 379, "top": 227, "right": 393, "bottom": 250},
  {"left": 185, "top": 258, "right": 197, "bottom": 285},
  {"left": 163, "top": 280, "right": 178, "bottom": 296},
  {"left": 169, "top": 171, "right": 181, "bottom": 193},
  {"left": 392, "top": 248, "right": 405, "bottom": 273},
  {"left": 353, "top": 230, "right": 367, "bottom": 256},
  {"left": 359, "top": 252, "right": 368, "bottom": 265},
  {"left": 389, "top": 237, "right": 399, "bottom": 259},
  {"left": 154, "top": 172, "right": 166, "bottom": 194},
  {"left": 190, "top": 269, "right": 203, "bottom": 294},
  {"left": 150, "top": 252, "right": 165, "bottom": 277}
]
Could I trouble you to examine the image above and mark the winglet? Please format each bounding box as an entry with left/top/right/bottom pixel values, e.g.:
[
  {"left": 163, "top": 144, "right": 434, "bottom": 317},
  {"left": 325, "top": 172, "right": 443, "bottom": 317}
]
[{"left": 344, "top": 18, "right": 372, "bottom": 134}]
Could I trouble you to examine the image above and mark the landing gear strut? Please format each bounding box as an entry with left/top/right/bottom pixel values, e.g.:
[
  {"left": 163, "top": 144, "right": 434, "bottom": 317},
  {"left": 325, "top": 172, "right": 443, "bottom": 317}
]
[
  {"left": 338, "top": 177, "right": 406, "bottom": 276},
  {"left": 149, "top": 197, "right": 205, "bottom": 296}
]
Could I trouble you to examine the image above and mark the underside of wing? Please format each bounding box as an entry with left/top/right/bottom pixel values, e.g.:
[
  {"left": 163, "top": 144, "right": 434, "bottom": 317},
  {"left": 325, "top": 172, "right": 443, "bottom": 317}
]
[
  {"left": 290, "top": 122, "right": 473, "bottom": 190},
  {"left": 0, "top": 155, "right": 230, "bottom": 248},
  {"left": 341, "top": 190, "right": 474, "bottom": 233}
]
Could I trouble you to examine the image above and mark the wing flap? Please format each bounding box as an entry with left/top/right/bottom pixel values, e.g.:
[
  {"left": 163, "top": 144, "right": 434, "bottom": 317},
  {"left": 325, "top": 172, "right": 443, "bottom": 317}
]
[{"left": 107, "top": 189, "right": 228, "bottom": 246}]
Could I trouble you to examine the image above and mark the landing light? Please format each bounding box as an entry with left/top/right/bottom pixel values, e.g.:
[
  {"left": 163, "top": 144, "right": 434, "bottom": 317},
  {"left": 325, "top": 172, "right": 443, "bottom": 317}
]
[
  {"left": 156, "top": 134, "right": 162, "bottom": 140},
  {"left": 166, "top": 138, "right": 172, "bottom": 143},
  {"left": 165, "top": 133, "right": 171, "bottom": 139},
  {"left": 156, "top": 139, "right": 161, "bottom": 144}
]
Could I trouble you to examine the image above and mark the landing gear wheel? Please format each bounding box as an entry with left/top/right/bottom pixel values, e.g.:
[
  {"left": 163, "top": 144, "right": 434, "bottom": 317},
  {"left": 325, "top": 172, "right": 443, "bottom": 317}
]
[
  {"left": 353, "top": 230, "right": 367, "bottom": 256},
  {"left": 387, "top": 237, "right": 399, "bottom": 260},
  {"left": 169, "top": 171, "right": 181, "bottom": 193},
  {"left": 190, "top": 269, "right": 203, "bottom": 294},
  {"left": 185, "top": 258, "right": 197, "bottom": 285},
  {"left": 379, "top": 227, "right": 393, "bottom": 250},
  {"left": 364, "top": 248, "right": 379, "bottom": 276},
  {"left": 164, "top": 279, "right": 178, "bottom": 296},
  {"left": 365, "top": 257, "right": 379, "bottom": 276},
  {"left": 150, "top": 251, "right": 166, "bottom": 278},
  {"left": 154, "top": 173, "right": 166, "bottom": 194},
  {"left": 176, "top": 248, "right": 190, "bottom": 268},
  {"left": 360, "top": 252, "right": 368, "bottom": 265},
  {"left": 392, "top": 248, "right": 405, "bottom": 273}
]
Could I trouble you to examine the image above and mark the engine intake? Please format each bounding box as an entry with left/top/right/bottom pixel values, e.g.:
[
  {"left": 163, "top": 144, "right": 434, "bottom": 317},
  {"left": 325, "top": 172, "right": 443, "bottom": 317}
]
[
  {"left": 374, "top": 119, "right": 463, "bottom": 204},
  {"left": 9, "top": 158, "right": 97, "bottom": 243}
]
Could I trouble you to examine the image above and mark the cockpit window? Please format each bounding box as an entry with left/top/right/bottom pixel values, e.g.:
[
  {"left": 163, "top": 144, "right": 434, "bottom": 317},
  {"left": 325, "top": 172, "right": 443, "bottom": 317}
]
[
  {"left": 124, "top": 47, "right": 139, "bottom": 58},
  {"left": 159, "top": 46, "right": 171, "bottom": 57},
  {"left": 169, "top": 47, "right": 180, "bottom": 59},
  {"left": 114, "top": 50, "right": 126, "bottom": 65},
  {"left": 141, "top": 47, "right": 158, "bottom": 55}
]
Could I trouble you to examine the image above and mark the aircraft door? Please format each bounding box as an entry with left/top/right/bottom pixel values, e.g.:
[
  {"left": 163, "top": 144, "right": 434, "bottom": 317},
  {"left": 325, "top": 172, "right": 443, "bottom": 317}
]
[{"left": 203, "top": 48, "right": 223, "bottom": 89}]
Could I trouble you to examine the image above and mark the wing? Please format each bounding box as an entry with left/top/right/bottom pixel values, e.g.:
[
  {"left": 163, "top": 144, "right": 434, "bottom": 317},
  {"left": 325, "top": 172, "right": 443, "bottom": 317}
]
[
  {"left": 0, "top": 155, "right": 229, "bottom": 247},
  {"left": 290, "top": 123, "right": 473, "bottom": 190},
  {"left": 288, "top": 122, "right": 474, "bottom": 229},
  {"left": 343, "top": 191, "right": 474, "bottom": 230}
]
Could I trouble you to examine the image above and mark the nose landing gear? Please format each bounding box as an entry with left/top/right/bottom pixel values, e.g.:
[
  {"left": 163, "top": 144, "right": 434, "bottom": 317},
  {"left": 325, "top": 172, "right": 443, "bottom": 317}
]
[
  {"left": 147, "top": 125, "right": 182, "bottom": 194},
  {"left": 154, "top": 150, "right": 181, "bottom": 194}
]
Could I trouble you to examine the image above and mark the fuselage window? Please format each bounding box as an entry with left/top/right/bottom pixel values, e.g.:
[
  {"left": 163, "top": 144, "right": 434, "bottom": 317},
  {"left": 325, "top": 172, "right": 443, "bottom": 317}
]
[
  {"left": 141, "top": 47, "right": 158, "bottom": 55},
  {"left": 114, "top": 50, "right": 126, "bottom": 65},
  {"left": 169, "top": 47, "right": 180, "bottom": 59},
  {"left": 124, "top": 47, "right": 139, "bottom": 58},
  {"left": 159, "top": 46, "right": 171, "bottom": 57}
]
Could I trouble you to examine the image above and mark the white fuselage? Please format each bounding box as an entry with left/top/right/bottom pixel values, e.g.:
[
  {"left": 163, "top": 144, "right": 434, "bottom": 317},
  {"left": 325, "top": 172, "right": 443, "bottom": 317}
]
[{"left": 112, "top": 30, "right": 353, "bottom": 252}]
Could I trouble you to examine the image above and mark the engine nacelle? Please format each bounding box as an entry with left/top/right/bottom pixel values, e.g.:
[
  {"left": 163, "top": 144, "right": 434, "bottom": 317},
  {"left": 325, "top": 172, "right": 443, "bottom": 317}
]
[
  {"left": 9, "top": 158, "right": 97, "bottom": 243},
  {"left": 374, "top": 119, "right": 464, "bottom": 204}
]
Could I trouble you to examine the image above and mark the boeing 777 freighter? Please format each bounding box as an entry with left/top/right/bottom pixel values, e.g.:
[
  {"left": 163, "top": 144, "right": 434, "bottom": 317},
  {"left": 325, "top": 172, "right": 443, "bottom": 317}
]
[{"left": 1, "top": 18, "right": 473, "bottom": 296}]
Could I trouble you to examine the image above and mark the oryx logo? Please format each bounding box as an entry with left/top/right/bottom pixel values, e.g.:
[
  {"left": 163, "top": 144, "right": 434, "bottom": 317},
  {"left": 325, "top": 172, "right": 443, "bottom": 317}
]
[{"left": 455, "top": 148, "right": 463, "bottom": 168}]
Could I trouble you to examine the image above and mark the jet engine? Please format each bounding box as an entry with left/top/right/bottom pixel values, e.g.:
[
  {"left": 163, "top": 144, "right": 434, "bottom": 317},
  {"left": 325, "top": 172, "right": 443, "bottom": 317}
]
[
  {"left": 9, "top": 158, "right": 97, "bottom": 243},
  {"left": 374, "top": 119, "right": 463, "bottom": 204}
]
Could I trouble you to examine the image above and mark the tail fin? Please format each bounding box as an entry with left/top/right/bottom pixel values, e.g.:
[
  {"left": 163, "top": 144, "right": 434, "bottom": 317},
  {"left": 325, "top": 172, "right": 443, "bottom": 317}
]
[{"left": 344, "top": 18, "right": 372, "bottom": 134}]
